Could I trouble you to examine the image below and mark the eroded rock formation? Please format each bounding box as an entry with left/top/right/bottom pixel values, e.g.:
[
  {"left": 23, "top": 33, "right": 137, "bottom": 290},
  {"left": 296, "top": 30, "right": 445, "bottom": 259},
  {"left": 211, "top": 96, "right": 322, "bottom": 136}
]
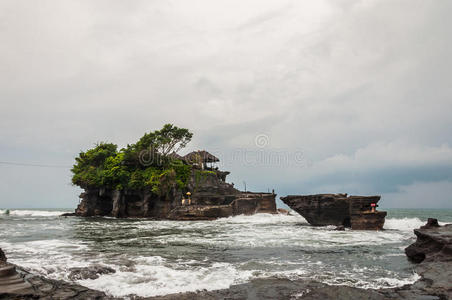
[
  {"left": 68, "top": 265, "right": 116, "bottom": 281},
  {"left": 0, "top": 248, "right": 33, "bottom": 296},
  {"left": 0, "top": 248, "right": 6, "bottom": 264},
  {"left": 70, "top": 169, "right": 276, "bottom": 220},
  {"left": 403, "top": 219, "right": 452, "bottom": 299},
  {"left": 0, "top": 248, "right": 111, "bottom": 299},
  {"left": 280, "top": 194, "right": 386, "bottom": 230}
]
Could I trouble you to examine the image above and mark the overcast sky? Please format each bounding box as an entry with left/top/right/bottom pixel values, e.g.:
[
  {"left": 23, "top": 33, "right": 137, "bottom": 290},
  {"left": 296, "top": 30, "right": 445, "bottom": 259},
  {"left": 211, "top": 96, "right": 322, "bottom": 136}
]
[{"left": 1, "top": 0, "right": 451, "bottom": 209}]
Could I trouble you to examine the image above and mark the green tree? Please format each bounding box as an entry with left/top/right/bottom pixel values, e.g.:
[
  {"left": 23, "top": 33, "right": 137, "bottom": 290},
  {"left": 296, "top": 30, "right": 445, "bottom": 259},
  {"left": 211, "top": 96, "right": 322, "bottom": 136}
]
[
  {"left": 70, "top": 125, "right": 193, "bottom": 192},
  {"left": 71, "top": 142, "right": 117, "bottom": 187},
  {"left": 123, "top": 124, "right": 192, "bottom": 167}
]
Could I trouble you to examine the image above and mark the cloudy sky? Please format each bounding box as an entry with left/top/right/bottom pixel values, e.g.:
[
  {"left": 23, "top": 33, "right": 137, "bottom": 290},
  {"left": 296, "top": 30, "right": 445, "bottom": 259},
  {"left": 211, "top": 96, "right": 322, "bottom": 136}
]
[{"left": 1, "top": 0, "right": 451, "bottom": 209}]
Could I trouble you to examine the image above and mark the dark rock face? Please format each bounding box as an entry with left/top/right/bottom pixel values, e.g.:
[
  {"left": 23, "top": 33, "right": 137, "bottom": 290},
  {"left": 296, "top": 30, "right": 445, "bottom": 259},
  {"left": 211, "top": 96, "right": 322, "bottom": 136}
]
[
  {"left": 405, "top": 218, "right": 452, "bottom": 263},
  {"left": 0, "top": 249, "right": 6, "bottom": 264},
  {"left": 166, "top": 193, "right": 277, "bottom": 220},
  {"left": 404, "top": 219, "right": 452, "bottom": 299},
  {"left": 421, "top": 218, "right": 440, "bottom": 229},
  {"left": 280, "top": 194, "right": 386, "bottom": 230},
  {"left": 350, "top": 211, "right": 387, "bottom": 230},
  {"left": 167, "top": 204, "right": 233, "bottom": 220},
  {"left": 72, "top": 170, "right": 276, "bottom": 220}
]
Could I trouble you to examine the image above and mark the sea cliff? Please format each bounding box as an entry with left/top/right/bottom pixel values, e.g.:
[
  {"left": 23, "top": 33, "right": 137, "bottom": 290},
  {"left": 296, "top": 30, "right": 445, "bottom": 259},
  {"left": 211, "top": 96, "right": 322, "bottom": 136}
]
[{"left": 70, "top": 168, "right": 276, "bottom": 220}]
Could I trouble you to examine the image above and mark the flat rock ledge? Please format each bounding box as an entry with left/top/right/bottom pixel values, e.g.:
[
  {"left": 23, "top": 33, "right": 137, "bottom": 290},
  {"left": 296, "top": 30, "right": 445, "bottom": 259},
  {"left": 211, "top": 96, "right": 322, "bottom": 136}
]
[
  {"left": 280, "top": 194, "right": 387, "bottom": 230},
  {"left": 2, "top": 219, "right": 451, "bottom": 299}
]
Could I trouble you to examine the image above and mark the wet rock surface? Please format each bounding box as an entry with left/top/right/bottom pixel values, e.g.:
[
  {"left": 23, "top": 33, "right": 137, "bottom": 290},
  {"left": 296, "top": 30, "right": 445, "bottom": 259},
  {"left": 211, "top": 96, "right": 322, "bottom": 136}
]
[
  {"left": 144, "top": 278, "right": 389, "bottom": 300},
  {"left": 143, "top": 276, "right": 444, "bottom": 300},
  {"left": 68, "top": 265, "right": 116, "bottom": 280},
  {"left": 0, "top": 267, "right": 111, "bottom": 300},
  {"left": 0, "top": 248, "right": 111, "bottom": 299},
  {"left": 0, "top": 248, "right": 33, "bottom": 297},
  {"left": 11, "top": 266, "right": 111, "bottom": 299},
  {"left": 405, "top": 219, "right": 452, "bottom": 263},
  {"left": 404, "top": 219, "right": 452, "bottom": 299},
  {"left": 0, "top": 249, "right": 6, "bottom": 264},
  {"left": 281, "top": 193, "right": 386, "bottom": 230}
]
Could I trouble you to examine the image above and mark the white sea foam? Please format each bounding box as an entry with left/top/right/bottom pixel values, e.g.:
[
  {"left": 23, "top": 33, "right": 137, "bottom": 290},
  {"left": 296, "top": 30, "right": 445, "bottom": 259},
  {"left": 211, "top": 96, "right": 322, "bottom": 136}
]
[
  {"left": 148, "top": 214, "right": 409, "bottom": 249},
  {"left": 78, "top": 257, "right": 254, "bottom": 297},
  {"left": 214, "top": 213, "right": 308, "bottom": 225},
  {"left": 0, "top": 212, "right": 432, "bottom": 297},
  {"left": 374, "top": 273, "right": 421, "bottom": 288},
  {"left": 0, "top": 209, "right": 68, "bottom": 217},
  {"left": 318, "top": 272, "right": 421, "bottom": 289},
  {"left": 383, "top": 217, "right": 424, "bottom": 231},
  {"left": 1, "top": 239, "right": 91, "bottom": 279}
]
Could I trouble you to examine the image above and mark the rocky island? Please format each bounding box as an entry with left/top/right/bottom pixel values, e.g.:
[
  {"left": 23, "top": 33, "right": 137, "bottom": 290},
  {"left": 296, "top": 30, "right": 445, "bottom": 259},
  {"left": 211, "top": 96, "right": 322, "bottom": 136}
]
[
  {"left": 66, "top": 124, "right": 276, "bottom": 220},
  {"left": 281, "top": 193, "right": 387, "bottom": 230}
]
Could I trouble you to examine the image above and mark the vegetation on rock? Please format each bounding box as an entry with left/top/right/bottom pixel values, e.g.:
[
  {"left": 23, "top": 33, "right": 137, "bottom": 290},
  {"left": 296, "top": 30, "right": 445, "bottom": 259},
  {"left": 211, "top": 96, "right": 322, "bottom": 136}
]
[{"left": 71, "top": 124, "right": 193, "bottom": 194}]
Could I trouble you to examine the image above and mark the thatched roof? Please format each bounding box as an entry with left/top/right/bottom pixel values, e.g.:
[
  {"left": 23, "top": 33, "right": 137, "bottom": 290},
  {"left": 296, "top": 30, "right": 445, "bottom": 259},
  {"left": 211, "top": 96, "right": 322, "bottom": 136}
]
[
  {"left": 183, "top": 150, "right": 219, "bottom": 163},
  {"left": 168, "top": 152, "right": 183, "bottom": 160}
]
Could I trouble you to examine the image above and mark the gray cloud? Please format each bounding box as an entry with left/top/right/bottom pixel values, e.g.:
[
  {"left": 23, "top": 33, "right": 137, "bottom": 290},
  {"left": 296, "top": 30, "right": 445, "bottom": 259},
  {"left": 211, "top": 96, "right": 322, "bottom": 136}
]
[{"left": 0, "top": 0, "right": 451, "bottom": 208}]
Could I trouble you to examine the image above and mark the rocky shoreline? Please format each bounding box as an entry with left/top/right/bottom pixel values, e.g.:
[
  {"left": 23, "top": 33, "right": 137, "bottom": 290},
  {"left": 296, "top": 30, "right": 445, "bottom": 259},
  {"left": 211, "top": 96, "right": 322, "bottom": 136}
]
[
  {"left": 1, "top": 219, "right": 451, "bottom": 299},
  {"left": 0, "top": 249, "right": 109, "bottom": 299}
]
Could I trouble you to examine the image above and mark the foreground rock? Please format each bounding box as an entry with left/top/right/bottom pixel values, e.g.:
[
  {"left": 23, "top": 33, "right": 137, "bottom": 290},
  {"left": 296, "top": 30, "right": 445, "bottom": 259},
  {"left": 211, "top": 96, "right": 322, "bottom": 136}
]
[
  {"left": 68, "top": 265, "right": 116, "bottom": 280},
  {"left": 281, "top": 193, "right": 387, "bottom": 230},
  {"left": 0, "top": 249, "right": 6, "bottom": 264},
  {"left": 404, "top": 218, "right": 452, "bottom": 298},
  {"left": 145, "top": 278, "right": 390, "bottom": 300},
  {"left": 0, "top": 248, "right": 111, "bottom": 299},
  {"left": 144, "top": 276, "right": 445, "bottom": 300},
  {"left": 0, "top": 247, "right": 112, "bottom": 299},
  {"left": 0, "top": 248, "right": 33, "bottom": 297}
]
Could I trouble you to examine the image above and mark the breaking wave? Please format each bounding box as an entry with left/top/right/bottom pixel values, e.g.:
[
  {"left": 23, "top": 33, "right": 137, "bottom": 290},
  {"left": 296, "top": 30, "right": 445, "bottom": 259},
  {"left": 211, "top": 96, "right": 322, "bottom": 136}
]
[
  {"left": 78, "top": 258, "right": 254, "bottom": 297},
  {"left": 2, "top": 210, "right": 444, "bottom": 297},
  {"left": 383, "top": 217, "right": 424, "bottom": 231},
  {"left": 0, "top": 209, "right": 69, "bottom": 217}
]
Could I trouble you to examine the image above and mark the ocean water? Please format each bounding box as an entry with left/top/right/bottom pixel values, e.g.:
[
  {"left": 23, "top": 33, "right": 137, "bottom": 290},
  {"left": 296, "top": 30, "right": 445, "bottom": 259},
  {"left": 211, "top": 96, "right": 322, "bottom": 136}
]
[{"left": 1, "top": 208, "right": 451, "bottom": 297}]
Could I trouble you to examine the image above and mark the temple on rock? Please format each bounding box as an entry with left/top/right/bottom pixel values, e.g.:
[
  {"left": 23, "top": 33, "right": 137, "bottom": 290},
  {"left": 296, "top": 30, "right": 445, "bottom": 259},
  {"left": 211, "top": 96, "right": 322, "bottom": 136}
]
[{"left": 70, "top": 150, "right": 277, "bottom": 220}]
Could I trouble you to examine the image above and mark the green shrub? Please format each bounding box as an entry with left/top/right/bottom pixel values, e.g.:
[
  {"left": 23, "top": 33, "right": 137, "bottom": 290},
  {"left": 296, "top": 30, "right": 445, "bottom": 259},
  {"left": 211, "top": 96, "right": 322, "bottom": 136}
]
[{"left": 71, "top": 125, "right": 193, "bottom": 193}]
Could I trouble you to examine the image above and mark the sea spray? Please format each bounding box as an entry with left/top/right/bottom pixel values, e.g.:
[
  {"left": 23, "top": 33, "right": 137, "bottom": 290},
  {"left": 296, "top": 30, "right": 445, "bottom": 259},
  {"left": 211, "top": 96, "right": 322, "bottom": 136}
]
[{"left": 1, "top": 209, "right": 451, "bottom": 297}]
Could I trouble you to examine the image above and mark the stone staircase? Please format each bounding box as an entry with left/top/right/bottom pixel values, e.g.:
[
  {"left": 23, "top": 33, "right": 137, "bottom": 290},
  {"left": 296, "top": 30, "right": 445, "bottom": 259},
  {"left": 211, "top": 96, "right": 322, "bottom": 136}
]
[{"left": 0, "top": 263, "right": 33, "bottom": 295}]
